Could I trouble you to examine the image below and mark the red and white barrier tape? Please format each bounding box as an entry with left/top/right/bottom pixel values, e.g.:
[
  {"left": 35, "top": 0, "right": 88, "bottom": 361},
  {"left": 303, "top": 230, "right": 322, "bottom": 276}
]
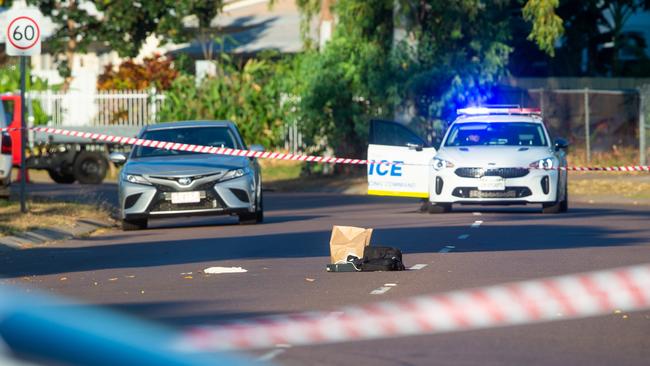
[
  {"left": 176, "top": 264, "right": 650, "bottom": 351},
  {"left": 3, "top": 127, "right": 650, "bottom": 171},
  {"left": 30, "top": 127, "right": 370, "bottom": 165}
]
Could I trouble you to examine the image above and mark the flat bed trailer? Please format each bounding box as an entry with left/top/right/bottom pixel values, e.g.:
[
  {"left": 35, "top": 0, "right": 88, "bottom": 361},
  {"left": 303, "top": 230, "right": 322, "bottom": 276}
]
[{"left": 2, "top": 94, "right": 145, "bottom": 184}]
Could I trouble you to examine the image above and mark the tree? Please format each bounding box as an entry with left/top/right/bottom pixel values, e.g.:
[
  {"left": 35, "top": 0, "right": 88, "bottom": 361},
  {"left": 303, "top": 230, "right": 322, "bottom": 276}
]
[
  {"left": 93, "top": 0, "right": 180, "bottom": 58},
  {"left": 95, "top": 0, "right": 224, "bottom": 60},
  {"left": 511, "top": 0, "right": 650, "bottom": 77},
  {"left": 26, "top": 0, "right": 103, "bottom": 90},
  {"left": 169, "top": 0, "right": 224, "bottom": 60},
  {"left": 27, "top": 0, "right": 227, "bottom": 88},
  {"left": 293, "top": 0, "right": 564, "bottom": 160}
]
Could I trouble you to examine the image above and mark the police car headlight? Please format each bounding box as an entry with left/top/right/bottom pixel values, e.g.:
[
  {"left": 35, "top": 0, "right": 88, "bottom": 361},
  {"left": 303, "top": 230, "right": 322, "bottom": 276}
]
[
  {"left": 220, "top": 167, "right": 251, "bottom": 182},
  {"left": 122, "top": 173, "right": 151, "bottom": 186},
  {"left": 433, "top": 158, "right": 454, "bottom": 171},
  {"left": 530, "top": 157, "right": 554, "bottom": 170}
]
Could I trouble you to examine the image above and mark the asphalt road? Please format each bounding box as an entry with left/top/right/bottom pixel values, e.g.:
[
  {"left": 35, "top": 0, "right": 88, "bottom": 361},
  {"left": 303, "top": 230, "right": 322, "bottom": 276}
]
[{"left": 2, "top": 183, "right": 650, "bottom": 365}]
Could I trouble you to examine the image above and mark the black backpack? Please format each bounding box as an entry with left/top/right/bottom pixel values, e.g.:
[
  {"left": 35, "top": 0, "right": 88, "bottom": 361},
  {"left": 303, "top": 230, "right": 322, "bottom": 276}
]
[{"left": 355, "top": 246, "right": 405, "bottom": 271}]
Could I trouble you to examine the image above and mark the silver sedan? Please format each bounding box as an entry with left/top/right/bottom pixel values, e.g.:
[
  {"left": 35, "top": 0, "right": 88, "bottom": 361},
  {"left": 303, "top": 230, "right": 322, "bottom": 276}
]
[{"left": 110, "top": 121, "right": 264, "bottom": 230}]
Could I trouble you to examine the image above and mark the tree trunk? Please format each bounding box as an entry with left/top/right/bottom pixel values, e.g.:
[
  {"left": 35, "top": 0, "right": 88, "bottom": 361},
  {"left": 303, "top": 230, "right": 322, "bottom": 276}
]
[{"left": 62, "top": 0, "right": 78, "bottom": 92}]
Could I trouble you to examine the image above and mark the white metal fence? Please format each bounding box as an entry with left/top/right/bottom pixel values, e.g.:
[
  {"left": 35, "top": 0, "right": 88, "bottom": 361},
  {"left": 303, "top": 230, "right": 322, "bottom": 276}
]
[
  {"left": 27, "top": 89, "right": 306, "bottom": 153},
  {"left": 28, "top": 89, "right": 165, "bottom": 128}
]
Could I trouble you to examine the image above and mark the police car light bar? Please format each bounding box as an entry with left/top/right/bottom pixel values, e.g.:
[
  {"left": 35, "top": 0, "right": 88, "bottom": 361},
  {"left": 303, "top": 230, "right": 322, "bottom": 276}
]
[{"left": 457, "top": 107, "right": 542, "bottom": 116}]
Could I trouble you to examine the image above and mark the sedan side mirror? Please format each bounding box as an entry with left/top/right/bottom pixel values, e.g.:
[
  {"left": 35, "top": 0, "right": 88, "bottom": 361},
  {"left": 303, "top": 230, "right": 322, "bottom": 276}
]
[
  {"left": 109, "top": 152, "right": 127, "bottom": 165},
  {"left": 249, "top": 144, "right": 265, "bottom": 153},
  {"left": 554, "top": 138, "right": 569, "bottom": 151}
]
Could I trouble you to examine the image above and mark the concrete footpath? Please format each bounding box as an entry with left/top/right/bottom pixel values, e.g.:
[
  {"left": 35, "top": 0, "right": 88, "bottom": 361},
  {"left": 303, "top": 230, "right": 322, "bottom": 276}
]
[{"left": 0, "top": 218, "right": 114, "bottom": 252}]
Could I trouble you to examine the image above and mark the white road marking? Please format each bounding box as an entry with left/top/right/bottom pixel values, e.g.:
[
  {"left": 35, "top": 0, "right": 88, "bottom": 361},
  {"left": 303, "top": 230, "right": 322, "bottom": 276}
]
[
  {"left": 457, "top": 234, "right": 470, "bottom": 240},
  {"left": 471, "top": 220, "right": 483, "bottom": 228},
  {"left": 439, "top": 245, "right": 455, "bottom": 253},
  {"left": 371, "top": 286, "right": 394, "bottom": 295},
  {"left": 473, "top": 212, "right": 482, "bottom": 216},
  {"left": 409, "top": 264, "right": 428, "bottom": 270},
  {"left": 257, "top": 349, "right": 286, "bottom": 362},
  {"left": 257, "top": 344, "right": 292, "bottom": 362},
  {"left": 384, "top": 283, "right": 397, "bottom": 287}
]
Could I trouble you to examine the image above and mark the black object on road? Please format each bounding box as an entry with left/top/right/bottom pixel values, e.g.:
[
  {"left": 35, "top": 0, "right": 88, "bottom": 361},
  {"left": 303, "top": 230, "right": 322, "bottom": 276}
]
[
  {"left": 327, "top": 247, "right": 406, "bottom": 272},
  {"left": 359, "top": 246, "right": 405, "bottom": 272}
]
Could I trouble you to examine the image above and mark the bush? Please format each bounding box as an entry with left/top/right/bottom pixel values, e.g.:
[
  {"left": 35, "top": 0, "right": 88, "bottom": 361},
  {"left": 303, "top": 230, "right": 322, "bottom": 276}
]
[
  {"left": 0, "top": 64, "right": 51, "bottom": 125},
  {"left": 97, "top": 54, "right": 178, "bottom": 91},
  {"left": 159, "top": 55, "right": 294, "bottom": 148}
]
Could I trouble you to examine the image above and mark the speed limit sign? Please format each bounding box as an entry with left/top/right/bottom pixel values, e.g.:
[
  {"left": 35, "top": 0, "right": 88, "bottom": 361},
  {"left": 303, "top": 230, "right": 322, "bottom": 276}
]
[{"left": 4, "top": 9, "right": 41, "bottom": 56}]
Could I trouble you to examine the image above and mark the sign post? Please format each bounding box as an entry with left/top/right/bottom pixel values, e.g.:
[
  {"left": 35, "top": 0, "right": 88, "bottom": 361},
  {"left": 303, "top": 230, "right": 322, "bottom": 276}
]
[{"left": 5, "top": 10, "right": 42, "bottom": 213}]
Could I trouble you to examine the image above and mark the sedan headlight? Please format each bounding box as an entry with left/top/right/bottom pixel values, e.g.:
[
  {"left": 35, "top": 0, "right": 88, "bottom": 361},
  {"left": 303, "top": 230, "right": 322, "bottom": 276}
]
[
  {"left": 219, "top": 167, "right": 251, "bottom": 182},
  {"left": 530, "top": 157, "right": 555, "bottom": 170},
  {"left": 122, "top": 173, "right": 152, "bottom": 186},
  {"left": 433, "top": 157, "right": 455, "bottom": 171}
]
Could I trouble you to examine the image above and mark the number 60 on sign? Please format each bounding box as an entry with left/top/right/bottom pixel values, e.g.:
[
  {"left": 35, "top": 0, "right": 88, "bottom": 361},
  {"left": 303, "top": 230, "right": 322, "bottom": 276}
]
[{"left": 4, "top": 9, "right": 41, "bottom": 56}]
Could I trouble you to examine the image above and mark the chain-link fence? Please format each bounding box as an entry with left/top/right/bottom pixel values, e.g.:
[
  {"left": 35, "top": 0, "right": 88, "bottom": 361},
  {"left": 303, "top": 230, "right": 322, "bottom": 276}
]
[{"left": 493, "top": 84, "right": 650, "bottom": 165}]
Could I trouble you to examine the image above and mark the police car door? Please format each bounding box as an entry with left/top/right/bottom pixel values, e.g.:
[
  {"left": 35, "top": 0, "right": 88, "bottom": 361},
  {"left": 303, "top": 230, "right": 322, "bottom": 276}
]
[{"left": 367, "top": 120, "right": 437, "bottom": 198}]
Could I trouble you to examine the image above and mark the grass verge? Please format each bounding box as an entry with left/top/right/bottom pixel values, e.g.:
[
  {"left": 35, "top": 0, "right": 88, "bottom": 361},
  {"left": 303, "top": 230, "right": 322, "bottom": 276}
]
[
  {"left": 569, "top": 175, "right": 650, "bottom": 200},
  {"left": 0, "top": 199, "right": 111, "bottom": 237},
  {"left": 260, "top": 160, "right": 304, "bottom": 182}
]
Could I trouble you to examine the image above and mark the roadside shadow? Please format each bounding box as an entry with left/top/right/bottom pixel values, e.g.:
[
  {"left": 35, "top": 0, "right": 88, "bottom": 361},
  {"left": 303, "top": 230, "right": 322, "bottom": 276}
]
[
  {"left": 1, "top": 220, "right": 646, "bottom": 278},
  {"left": 105, "top": 300, "right": 280, "bottom": 327}
]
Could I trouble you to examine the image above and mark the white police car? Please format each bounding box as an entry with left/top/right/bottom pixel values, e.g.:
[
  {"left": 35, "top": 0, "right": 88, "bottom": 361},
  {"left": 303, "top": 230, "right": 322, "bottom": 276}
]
[{"left": 367, "top": 107, "right": 569, "bottom": 214}]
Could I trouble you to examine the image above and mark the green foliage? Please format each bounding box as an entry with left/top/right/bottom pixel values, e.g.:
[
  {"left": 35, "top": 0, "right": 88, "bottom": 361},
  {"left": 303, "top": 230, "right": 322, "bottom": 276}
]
[
  {"left": 294, "top": 0, "right": 396, "bottom": 157},
  {"left": 523, "top": 0, "right": 564, "bottom": 56},
  {"left": 293, "top": 0, "right": 515, "bottom": 157},
  {"left": 0, "top": 64, "right": 50, "bottom": 125},
  {"left": 94, "top": 0, "right": 181, "bottom": 58},
  {"left": 26, "top": 0, "right": 103, "bottom": 80},
  {"left": 159, "top": 54, "right": 293, "bottom": 148},
  {"left": 97, "top": 0, "right": 224, "bottom": 59}
]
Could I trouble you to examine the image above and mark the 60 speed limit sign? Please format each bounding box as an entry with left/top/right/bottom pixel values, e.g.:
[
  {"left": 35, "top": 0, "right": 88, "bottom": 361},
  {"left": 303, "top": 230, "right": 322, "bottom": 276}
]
[{"left": 4, "top": 9, "right": 41, "bottom": 56}]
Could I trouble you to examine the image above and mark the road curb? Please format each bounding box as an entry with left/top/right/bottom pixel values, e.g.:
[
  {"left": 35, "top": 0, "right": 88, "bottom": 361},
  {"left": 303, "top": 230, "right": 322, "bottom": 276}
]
[{"left": 0, "top": 218, "right": 114, "bottom": 253}]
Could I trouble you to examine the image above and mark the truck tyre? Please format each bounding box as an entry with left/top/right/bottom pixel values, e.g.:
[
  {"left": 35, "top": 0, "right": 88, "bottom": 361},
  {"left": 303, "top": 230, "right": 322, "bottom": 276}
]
[
  {"left": 74, "top": 151, "right": 108, "bottom": 184},
  {"left": 0, "top": 178, "right": 10, "bottom": 199},
  {"left": 48, "top": 170, "right": 76, "bottom": 184}
]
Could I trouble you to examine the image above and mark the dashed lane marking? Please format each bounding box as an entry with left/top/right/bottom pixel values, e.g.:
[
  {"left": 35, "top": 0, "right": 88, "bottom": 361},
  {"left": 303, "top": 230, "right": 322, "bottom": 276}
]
[
  {"left": 257, "top": 349, "right": 286, "bottom": 362},
  {"left": 257, "top": 344, "right": 291, "bottom": 361},
  {"left": 371, "top": 286, "right": 394, "bottom": 295},
  {"left": 471, "top": 220, "right": 483, "bottom": 228},
  {"left": 457, "top": 234, "right": 470, "bottom": 240},
  {"left": 409, "top": 264, "right": 428, "bottom": 270},
  {"left": 438, "top": 245, "right": 455, "bottom": 253},
  {"left": 473, "top": 212, "right": 482, "bottom": 216}
]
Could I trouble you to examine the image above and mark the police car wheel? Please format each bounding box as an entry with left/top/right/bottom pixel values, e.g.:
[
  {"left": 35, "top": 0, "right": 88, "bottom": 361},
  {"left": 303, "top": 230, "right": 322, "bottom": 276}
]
[{"left": 428, "top": 203, "right": 451, "bottom": 214}]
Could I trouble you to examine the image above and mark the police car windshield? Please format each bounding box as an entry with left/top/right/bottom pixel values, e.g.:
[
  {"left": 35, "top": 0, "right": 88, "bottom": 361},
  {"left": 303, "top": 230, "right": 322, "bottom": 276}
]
[
  {"left": 444, "top": 122, "right": 548, "bottom": 147},
  {"left": 133, "top": 127, "right": 239, "bottom": 158}
]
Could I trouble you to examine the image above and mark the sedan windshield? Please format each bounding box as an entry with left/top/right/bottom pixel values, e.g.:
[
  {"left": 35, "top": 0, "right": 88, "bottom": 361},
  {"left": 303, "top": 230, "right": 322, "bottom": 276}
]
[
  {"left": 444, "top": 122, "right": 548, "bottom": 147},
  {"left": 132, "top": 126, "right": 240, "bottom": 158}
]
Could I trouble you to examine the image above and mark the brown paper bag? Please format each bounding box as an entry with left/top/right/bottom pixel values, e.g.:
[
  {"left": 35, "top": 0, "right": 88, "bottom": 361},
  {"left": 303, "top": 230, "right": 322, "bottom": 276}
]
[{"left": 329, "top": 226, "right": 373, "bottom": 264}]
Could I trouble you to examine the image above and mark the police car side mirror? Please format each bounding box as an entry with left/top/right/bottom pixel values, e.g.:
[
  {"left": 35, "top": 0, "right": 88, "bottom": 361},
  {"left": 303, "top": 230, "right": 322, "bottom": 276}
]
[
  {"left": 554, "top": 138, "right": 569, "bottom": 151},
  {"left": 406, "top": 143, "right": 423, "bottom": 151}
]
